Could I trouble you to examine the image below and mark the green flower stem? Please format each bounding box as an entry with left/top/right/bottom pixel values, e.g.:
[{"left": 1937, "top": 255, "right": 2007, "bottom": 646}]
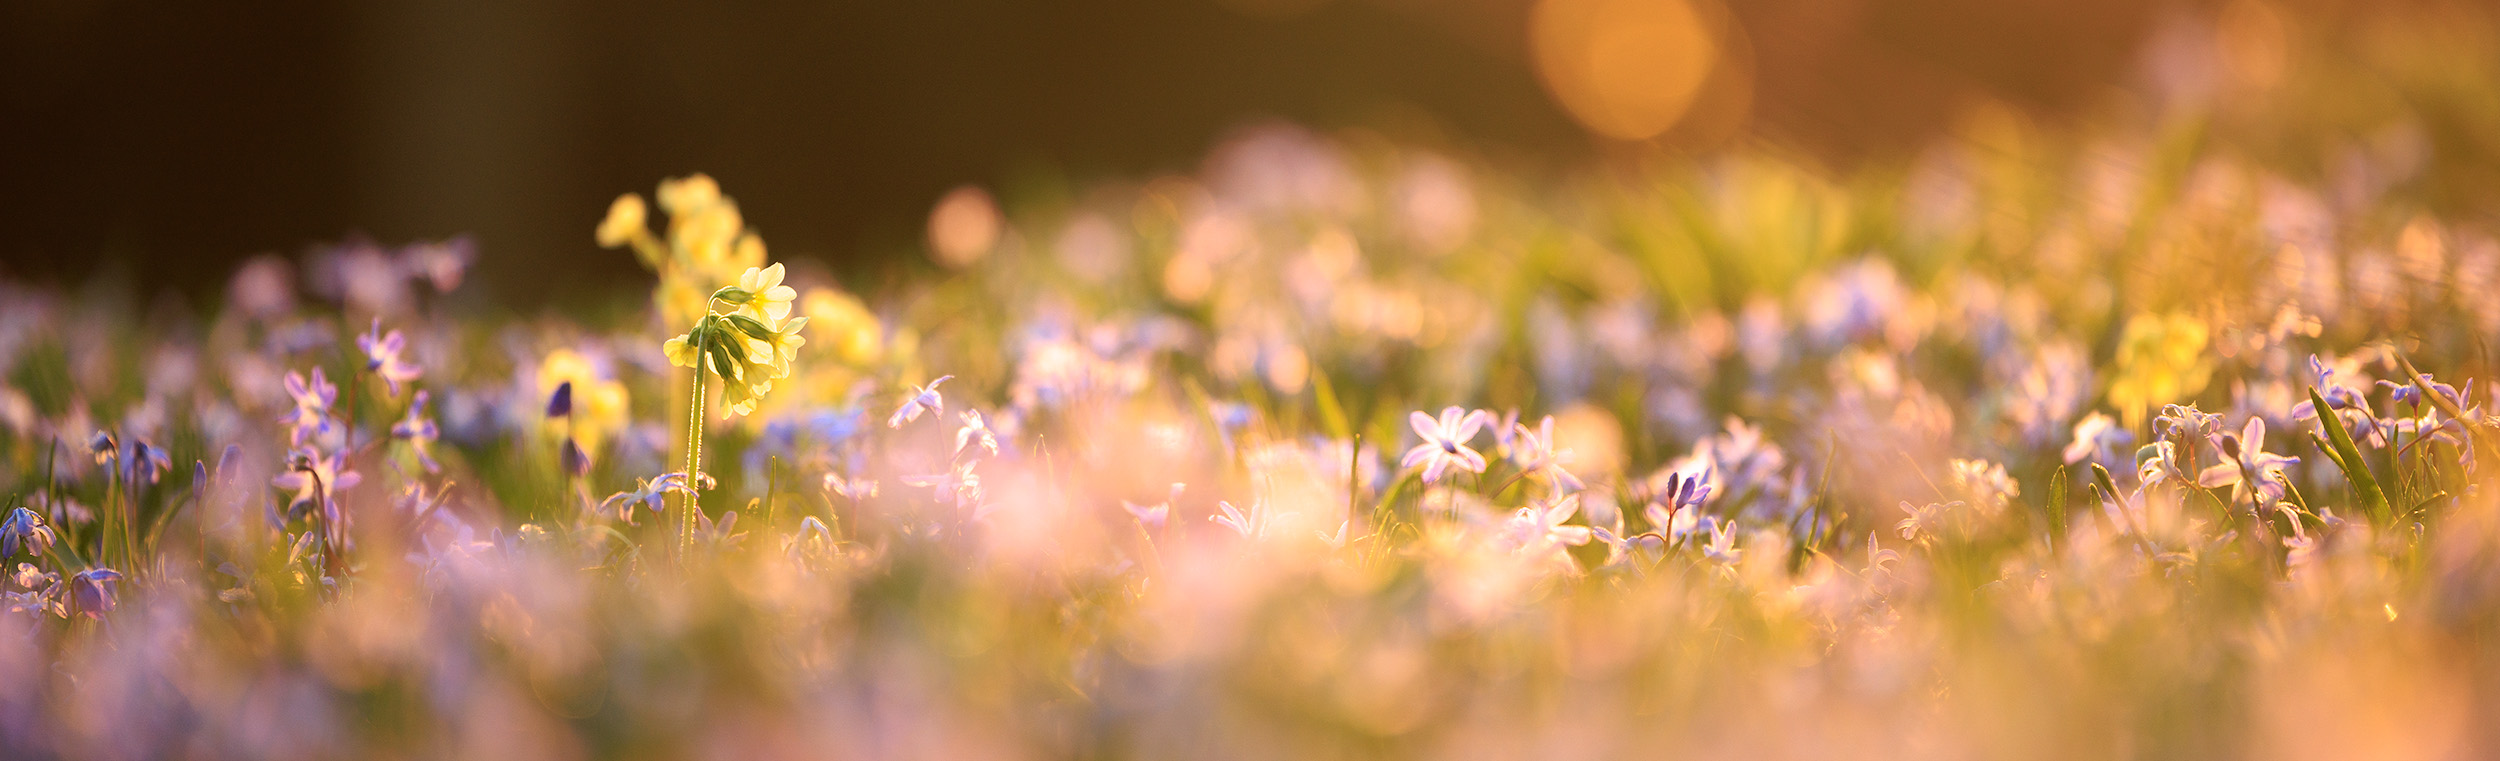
[{"left": 679, "top": 316, "right": 712, "bottom": 564}]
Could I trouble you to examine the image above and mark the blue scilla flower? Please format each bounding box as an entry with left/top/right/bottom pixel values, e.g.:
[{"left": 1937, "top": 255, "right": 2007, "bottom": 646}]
[
  {"left": 600, "top": 472, "right": 697, "bottom": 526},
  {"left": 91, "top": 431, "right": 172, "bottom": 488},
  {"left": 0, "top": 507, "right": 53, "bottom": 559},
  {"left": 2380, "top": 374, "right": 2471, "bottom": 412},
  {"left": 64, "top": 567, "right": 122, "bottom": 619}
]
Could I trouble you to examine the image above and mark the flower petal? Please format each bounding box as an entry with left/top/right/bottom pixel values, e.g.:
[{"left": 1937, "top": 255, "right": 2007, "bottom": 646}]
[
  {"left": 1410, "top": 411, "right": 1441, "bottom": 441},
  {"left": 2195, "top": 463, "right": 2240, "bottom": 489}
]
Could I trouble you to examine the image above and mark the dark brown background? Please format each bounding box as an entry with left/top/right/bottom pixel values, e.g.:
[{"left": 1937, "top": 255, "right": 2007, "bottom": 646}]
[{"left": 0, "top": 0, "right": 2174, "bottom": 305}]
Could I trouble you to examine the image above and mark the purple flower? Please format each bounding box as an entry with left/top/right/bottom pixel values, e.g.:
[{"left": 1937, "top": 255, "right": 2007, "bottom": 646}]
[
  {"left": 2298, "top": 355, "right": 2369, "bottom": 411},
  {"left": 5, "top": 563, "right": 63, "bottom": 619},
  {"left": 560, "top": 438, "right": 592, "bottom": 476},
  {"left": 1669, "top": 467, "right": 1711, "bottom": 510},
  {"left": 63, "top": 568, "right": 122, "bottom": 619},
  {"left": 2195, "top": 415, "right": 2300, "bottom": 505},
  {"left": 1640, "top": 466, "right": 1709, "bottom": 542},
  {"left": 692, "top": 509, "right": 746, "bottom": 548},
  {"left": 954, "top": 409, "right": 998, "bottom": 459},
  {"left": 902, "top": 462, "right": 982, "bottom": 508},
  {"left": 2379, "top": 374, "right": 2474, "bottom": 414},
  {"left": 823, "top": 473, "right": 878, "bottom": 501},
  {"left": 357, "top": 318, "right": 423, "bottom": 397},
  {"left": 272, "top": 448, "right": 361, "bottom": 528},
  {"left": 88, "top": 429, "right": 115, "bottom": 464},
  {"left": 90, "top": 431, "right": 171, "bottom": 487},
  {"left": 889, "top": 375, "right": 954, "bottom": 428},
  {"left": 1699, "top": 518, "right": 1742, "bottom": 566},
  {"left": 1211, "top": 498, "right": 1289, "bottom": 540},
  {"left": 1400, "top": 406, "right": 1489, "bottom": 484},
  {"left": 0, "top": 508, "right": 53, "bottom": 559},
  {"left": 1509, "top": 415, "right": 1584, "bottom": 492},
  {"left": 1485, "top": 408, "right": 1522, "bottom": 455},
  {"left": 600, "top": 472, "right": 694, "bottom": 526},
  {"left": 2154, "top": 404, "right": 2223, "bottom": 447},
  {"left": 2062, "top": 411, "right": 2134, "bottom": 466},
  {"left": 398, "top": 237, "right": 475, "bottom": 293},
  {"left": 1513, "top": 494, "right": 1593, "bottom": 547},
  {"left": 282, "top": 367, "right": 339, "bottom": 448},
  {"left": 788, "top": 516, "right": 838, "bottom": 563},
  {"left": 390, "top": 390, "right": 442, "bottom": 473},
  {"left": 1122, "top": 483, "right": 1184, "bottom": 531},
  {"left": 545, "top": 381, "right": 573, "bottom": 418}
]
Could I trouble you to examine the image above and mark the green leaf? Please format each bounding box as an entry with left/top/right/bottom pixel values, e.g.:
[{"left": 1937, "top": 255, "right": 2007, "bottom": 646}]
[
  {"left": 2087, "top": 462, "right": 2121, "bottom": 506},
  {"left": 2308, "top": 387, "right": 2392, "bottom": 525},
  {"left": 1311, "top": 368, "right": 1351, "bottom": 442},
  {"left": 2045, "top": 465, "right": 2069, "bottom": 546},
  {"left": 2306, "top": 432, "right": 2347, "bottom": 473},
  {"left": 2403, "top": 490, "right": 2449, "bottom": 522}
]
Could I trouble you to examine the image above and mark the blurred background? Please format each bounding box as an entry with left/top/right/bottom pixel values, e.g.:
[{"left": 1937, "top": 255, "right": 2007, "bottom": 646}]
[{"left": 0, "top": 0, "right": 2485, "bottom": 305}]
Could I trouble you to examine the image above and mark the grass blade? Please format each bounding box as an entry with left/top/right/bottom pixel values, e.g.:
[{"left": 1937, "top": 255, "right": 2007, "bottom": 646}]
[
  {"left": 2308, "top": 387, "right": 2392, "bottom": 525},
  {"left": 1311, "top": 367, "right": 1352, "bottom": 442}
]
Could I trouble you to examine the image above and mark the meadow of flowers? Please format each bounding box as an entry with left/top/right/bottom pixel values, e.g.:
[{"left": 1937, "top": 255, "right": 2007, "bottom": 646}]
[{"left": 11, "top": 64, "right": 2500, "bottom": 758}]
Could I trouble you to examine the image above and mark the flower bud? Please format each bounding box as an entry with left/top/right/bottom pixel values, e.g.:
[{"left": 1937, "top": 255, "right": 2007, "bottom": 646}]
[{"left": 546, "top": 381, "right": 573, "bottom": 418}]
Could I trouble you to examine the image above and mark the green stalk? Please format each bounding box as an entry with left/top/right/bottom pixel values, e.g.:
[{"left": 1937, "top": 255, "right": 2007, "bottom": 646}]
[{"left": 679, "top": 319, "right": 711, "bottom": 564}]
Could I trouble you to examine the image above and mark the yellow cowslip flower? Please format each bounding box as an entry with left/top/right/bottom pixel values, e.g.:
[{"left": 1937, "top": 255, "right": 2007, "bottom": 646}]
[
  {"left": 752, "top": 314, "right": 809, "bottom": 376},
  {"left": 539, "top": 349, "right": 629, "bottom": 453},
  {"left": 711, "top": 327, "right": 781, "bottom": 418},
  {"left": 656, "top": 174, "right": 721, "bottom": 215},
  {"left": 662, "top": 332, "right": 702, "bottom": 368},
  {"left": 610, "top": 174, "right": 782, "bottom": 330},
  {"left": 671, "top": 201, "right": 744, "bottom": 272},
  {"left": 2107, "top": 312, "right": 2213, "bottom": 427},
  {"left": 720, "top": 355, "right": 765, "bottom": 418},
  {"left": 802, "top": 287, "right": 882, "bottom": 365},
  {"left": 596, "top": 194, "right": 647, "bottom": 248},
  {"left": 630, "top": 177, "right": 809, "bottom": 421},
  {"left": 668, "top": 306, "right": 807, "bottom": 420},
  {"left": 735, "top": 263, "right": 797, "bottom": 322}
]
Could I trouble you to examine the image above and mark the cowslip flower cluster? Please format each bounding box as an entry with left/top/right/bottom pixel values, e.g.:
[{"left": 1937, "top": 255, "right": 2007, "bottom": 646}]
[{"left": 664, "top": 263, "right": 810, "bottom": 418}]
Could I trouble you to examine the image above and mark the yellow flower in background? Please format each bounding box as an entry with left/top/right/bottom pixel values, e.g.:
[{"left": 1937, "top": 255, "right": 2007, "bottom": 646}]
[
  {"left": 672, "top": 201, "right": 744, "bottom": 272},
  {"left": 657, "top": 277, "right": 712, "bottom": 336},
  {"left": 598, "top": 173, "right": 781, "bottom": 332},
  {"left": 2107, "top": 312, "right": 2213, "bottom": 427},
  {"left": 727, "top": 232, "right": 767, "bottom": 275},
  {"left": 596, "top": 194, "right": 647, "bottom": 248},
  {"left": 539, "top": 349, "right": 629, "bottom": 453},
  {"left": 656, "top": 173, "right": 721, "bottom": 215},
  {"left": 803, "top": 287, "right": 883, "bottom": 366}
]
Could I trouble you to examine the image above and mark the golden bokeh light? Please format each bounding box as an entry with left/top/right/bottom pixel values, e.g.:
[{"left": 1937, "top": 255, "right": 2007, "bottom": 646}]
[{"left": 1530, "top": 0, "right": 1724, "bottom": 141}]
